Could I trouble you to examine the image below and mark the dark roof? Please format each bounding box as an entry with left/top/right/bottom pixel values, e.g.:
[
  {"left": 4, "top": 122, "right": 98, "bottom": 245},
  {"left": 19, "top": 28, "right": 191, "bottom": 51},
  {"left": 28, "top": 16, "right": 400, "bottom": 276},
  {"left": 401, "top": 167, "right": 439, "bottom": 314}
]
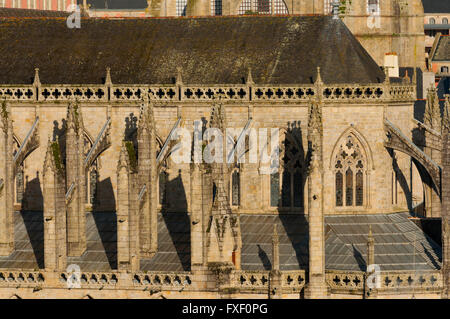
[
  {"left": 432, "top": 35, "right": 450, "bottom": 61},
  {"left": 0, "top": 7, "right": 75, "bottom": 17},
  {"left": 0, "top": 211, "right": 441, "bottom": 272},
  {"left": 80, "top": 0, "right": 148, "bottom": 9},
  {"left": 422, "top": 0, "right": 450, "bottom": 13},
  {"left": 240, "top": 212, "right": 441, "bottom": 272},
  {"left": 0, "top": 16, "right": 385, "bottom": 85}
]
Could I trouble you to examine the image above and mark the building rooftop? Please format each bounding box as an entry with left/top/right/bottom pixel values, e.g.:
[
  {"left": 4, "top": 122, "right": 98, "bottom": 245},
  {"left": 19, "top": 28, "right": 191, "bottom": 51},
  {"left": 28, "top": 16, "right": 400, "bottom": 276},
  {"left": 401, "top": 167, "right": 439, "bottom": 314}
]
[
  {"left": 431, "top": 35, "right": 450, "bottom": 62},
  {"left": 0, "top": 15, "right": 385, "bottom": 85},
  {"left": 422, "top": 0, "right": 450, "bottom": 14},
  {"left": 0, "top": 211, "right": 441, "bottom": 272}
]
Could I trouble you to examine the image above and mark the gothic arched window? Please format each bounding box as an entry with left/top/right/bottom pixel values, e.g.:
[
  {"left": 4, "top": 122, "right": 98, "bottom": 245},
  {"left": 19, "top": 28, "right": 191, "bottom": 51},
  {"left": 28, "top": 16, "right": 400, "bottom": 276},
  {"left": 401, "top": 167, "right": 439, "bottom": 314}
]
[
  {"left": 83, "top": 135, "right": 99, "bottom": 205},
  {"left": 211, "top": 0, "right": 222, "bottom": 15},
  {"left": 270, "top": 133, "right": 303, "bottom": 209},
  {"left": 429, "top": 18, "right": 436, "bottom": 24},
  {"left": 230, "top": 168, "right": 240, "bottom": 206},
  {"left": 12, "top": 138, "right": 24, "bottom": 205},
  {"left": 334, "top": 134, "right": 367, "bottom": 208},
  {"left": 176, "top": 0, "right": 187, "bottom": 16},
  {"left": 238, "top": 0, "right": 288, "bottom": 15},
  {"left": 159, "top": 170, "right": 168, "bottom": 205},
  {"left": 443, "top": 18, "right": 449, "bottom": 25}
]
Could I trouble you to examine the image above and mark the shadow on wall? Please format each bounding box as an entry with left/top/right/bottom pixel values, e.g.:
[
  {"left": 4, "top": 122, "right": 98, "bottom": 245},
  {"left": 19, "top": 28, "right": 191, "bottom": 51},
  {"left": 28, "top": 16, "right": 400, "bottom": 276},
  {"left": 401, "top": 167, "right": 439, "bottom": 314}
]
[
  {"left": 389, "top": 149, "right": 413, "bottom": 211},
  {"left": 21, "top": 172, "right": 43, "bottom": 211},
  {"left": 92, "top": 177, "right": 116, "bottom": 212},
  {"left": 92, "top": 212, "right": 117, "bottom": 269},
  {"left": 161, "top": 171, "right": 191, "bottom": 271},
  {"left": 20, "top": 211, "right": 44, "bottom": 269}
]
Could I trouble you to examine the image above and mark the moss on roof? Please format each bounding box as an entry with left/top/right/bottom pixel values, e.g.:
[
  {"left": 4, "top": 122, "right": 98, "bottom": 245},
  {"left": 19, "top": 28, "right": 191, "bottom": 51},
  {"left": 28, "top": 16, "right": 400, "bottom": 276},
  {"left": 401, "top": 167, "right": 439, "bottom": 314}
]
[{"left": 0, "top": 15, "right": 384, "bottom": 85}]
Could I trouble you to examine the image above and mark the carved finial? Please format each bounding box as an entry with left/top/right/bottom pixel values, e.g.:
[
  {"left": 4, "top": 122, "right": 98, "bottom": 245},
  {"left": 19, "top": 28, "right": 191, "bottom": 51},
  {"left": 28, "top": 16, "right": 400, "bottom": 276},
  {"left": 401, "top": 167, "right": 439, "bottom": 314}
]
[
  {"left": 424, "top": 85, "right": 441, "bottom": 129},
  {"left": 332, "top": 0, "right": 340, "bottom": 19},
  {"left": 176, "top": 67, "right": 183, "bottom": 86},
  {"left": 315, "top": 67, "right": 323, "bottom": 85},
  {"left": 33, "top": 68, "right": 41, "bottom": 87},
  {"left": 246, "top": 67, "right": 254, "bottom": 85},
  {"left": 105, "top": 67, "right": 112, "bottom": 86},
  {"left": 403, "top": 69, "right": 410, "bottom": 84}
]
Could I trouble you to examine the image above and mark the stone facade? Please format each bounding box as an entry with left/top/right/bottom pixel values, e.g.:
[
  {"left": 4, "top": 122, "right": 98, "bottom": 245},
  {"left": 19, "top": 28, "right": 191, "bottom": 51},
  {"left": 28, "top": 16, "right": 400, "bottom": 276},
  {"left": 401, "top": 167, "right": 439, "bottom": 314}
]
[{"left": 0, "top": 14, "right": 446, "bottom": 299}]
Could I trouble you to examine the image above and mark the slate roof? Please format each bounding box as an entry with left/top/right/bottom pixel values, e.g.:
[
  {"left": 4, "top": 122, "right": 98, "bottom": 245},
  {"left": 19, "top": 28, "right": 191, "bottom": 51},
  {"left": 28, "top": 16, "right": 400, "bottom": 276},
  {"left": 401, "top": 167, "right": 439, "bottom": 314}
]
[
  {"left": 0, "top": 15, "right": 385, "bottom": 85},
  {"left": 422, "top": 0, "right": 450, "bottom": 13},
  {"left": 0, "top": 211, "right": 440, "bottom": 272},
  {"left": 431, "top": 35, "right": 450, "bottom": 61},
  {"left": 240, "top": 212, "right": 441, "bottom": 272}
]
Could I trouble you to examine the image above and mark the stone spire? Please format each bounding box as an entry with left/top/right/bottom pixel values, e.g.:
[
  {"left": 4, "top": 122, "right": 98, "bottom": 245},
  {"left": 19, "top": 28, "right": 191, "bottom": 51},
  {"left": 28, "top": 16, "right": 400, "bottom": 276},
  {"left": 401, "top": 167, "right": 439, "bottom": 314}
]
[
  {"left": 424, "top": 86, "right": 441, "bottom": 130},
  {"left": 304, "top": 94, "right": 327, "bottom": 299},
  {"left": 137, "top": 95, "right": 158, "bottom": 258},
  {"left": 33, "top": 68, "right": 41, "bottom": 88},
  {"left": 116, "top": 141, "right": 139, "bottom": 271},
  {"left": 65, "top": 100, "right": 87, "bottom": 257},
  {"left": 105, "top": 67, "right": 112, "bottom": 86},
  {"left": 246, "top": 67, "right": 254, "bottom": 86},
  {"left": 0, "top": 100, "right": 14, "bottom": 256},
  {"left": 43, "top": 138, "right": 67, "bottom": 270},
  {"left": 206, "top": 100, "right": 239, "bottom": 265}
]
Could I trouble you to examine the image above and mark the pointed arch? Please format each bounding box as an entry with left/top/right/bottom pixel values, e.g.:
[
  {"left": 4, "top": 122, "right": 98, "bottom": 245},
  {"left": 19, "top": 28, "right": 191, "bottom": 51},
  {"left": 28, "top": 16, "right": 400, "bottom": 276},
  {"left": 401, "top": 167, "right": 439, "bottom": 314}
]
[
  {"left": 331, "top": 126, "right": 371, "bottom": 208},
  {"left": 269, "top": 127, "right": 306, "bottom": 209},
  {"left": 329, "top": 126, "right": 374, "bottom": 171}
]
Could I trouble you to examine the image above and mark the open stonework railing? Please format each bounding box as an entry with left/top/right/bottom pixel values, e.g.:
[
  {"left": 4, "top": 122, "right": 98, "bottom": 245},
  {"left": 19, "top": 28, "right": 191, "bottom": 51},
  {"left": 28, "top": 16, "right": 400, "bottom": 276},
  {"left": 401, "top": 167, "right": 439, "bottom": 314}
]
[
  {"left": 58, "top": 271, "right": 119, "bottom": 288},
  {"left": 234, "top": 271, "right": 270, "bottom": 288},
  {"left": 376, "top": 271, "right": 443, "bottom": 291},
  {"left": 0, "top": 271, "right": 45, "bottom": 288},
  {"left": 326, "top": 270, "right": 443, "bottom": 294},
  {"left": 39, "top": 86, "right": 108, "bottom": 102},
  {"left": 131, "top": 272, "right": 193, "bottom": 289},
  {"left": 252, "top": 86, "right": 315, "bottom": 101},
  {"left": 389, "top": 84, "right": 416, "bottom": 101},
  {"left": 281, "top": 270, "right": 306, "bottom": 289},
  {"left": 0, "top": 87, "right": 35, "bottom": 100},
  {"left": 182, "top": 86, "right": 248, "bottom": 101},
  {"left": 326, "top": 270, "right": 365, "bottom": 291},
  {"left": 0, "top": 82, "right": 416, "bottom": 103}
]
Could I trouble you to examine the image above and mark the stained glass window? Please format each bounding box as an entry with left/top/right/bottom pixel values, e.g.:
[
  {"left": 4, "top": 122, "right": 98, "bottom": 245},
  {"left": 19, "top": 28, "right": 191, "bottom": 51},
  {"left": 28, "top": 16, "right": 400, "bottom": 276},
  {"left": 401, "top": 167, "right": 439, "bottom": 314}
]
[
  {"left": 159, "top": 171, "right": 168, "bottom": 205},
  {"left": 345, "top": 168, "right": 353, "bottom": 206},
  {"left": 89, "top": 169, "right": 98, "bottom": 205},
  {"left": 231, "top": 170, "right": 240, "bottom": 206},
  {"left": 16, "top": 165, "right": 24, "bottom": 204},
  {"left": 270, "top": 172, "right": 280, "bottom": 207},
  {"left": 334, "top": 134, "right": 367, "bottom": 208},
  {"left": 356, "top": 171, "right": 363, "bottom": 206},
  {"left": 336, "top": 171, "right": 343, "bottom": 206}
]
